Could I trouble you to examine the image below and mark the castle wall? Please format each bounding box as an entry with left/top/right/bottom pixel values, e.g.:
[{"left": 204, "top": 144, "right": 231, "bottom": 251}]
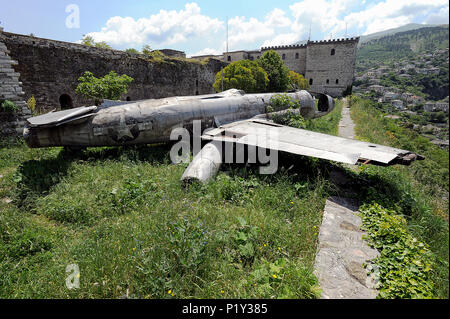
[
  {"left": 194, "top": 37, "right": 359, "bottom": 97},
  {"left": 224, "top": 51, "right": 249, "bottom": 63},
  {"left": 305, "top": 38, "right": 359, "bottom": 97},
  {"left": 261, "top": 45, "right": 307, "bottom": 75},
  {"left": 0, "top": 28, "right": 31, "bottom": 136},
  {"left": 1, "top": 32, "right": 227, "bottom": 114}
]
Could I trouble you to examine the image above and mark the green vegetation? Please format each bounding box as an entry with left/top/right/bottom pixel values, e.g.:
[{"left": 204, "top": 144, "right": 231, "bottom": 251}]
[
  {"left": 350, "top": 97, "right": 449, "bottom": 298},
  {"left": 1, "top": 95, "right": 447, "bottom": 298},
  {"left": 213, "top": 60, "right": 269, "bottom": 93},
  {"left": 357, "top": 26, "right": 449, "bottom": 65},
  {"left": 142, "top": 45, "right": 153, "bottom": 56},
  {"left": 125, "top": 48, "right": 140, "bottom": 54},
  {"left": 94, "top": 42, "right": 113, "bottom": 50},
  {"left": 75, "top": 71, "right": 134, "bottom": 105},
  {"left": 80, "top": 35, "right": 95, "bottom": 47},
  {"left": 379, "top": 69, "right": 449, "bottom": 101},
  {"left": 26, "top": 95, "right": 40, "bottom": 116},
  {"left": 258, "top": 50, "right": 290, "bottom": 92},
  {"left": 0, "top": 102, "right": 344, "bottom": 298},
  {"left": 288, "top": 71, "right": 309, "bottom": 90},
  {"left": 356, "top": 25, "right": 449, "bottom": 101},
  {"left": 80, "top": 36, "right": 112, "bottom": 50},
  {"left": 0, "top": 143, "right": 336, "bottom": 298},
  {"left": 359, "top": 203, "right": 434, "bottom": 299},
  {"left": 214, "top": 50, "right": 295, "bottom": 93},
  {"left": 0, "top": 100, "right": 20, "bottom": 113},
  {"left": 269, "top": 94, "right": 343, "bottom": 135}
]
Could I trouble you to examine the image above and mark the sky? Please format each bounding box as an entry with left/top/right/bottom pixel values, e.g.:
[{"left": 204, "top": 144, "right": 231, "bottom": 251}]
[{"left": 1, "top": 0, "right": 448, "bottom": 57}]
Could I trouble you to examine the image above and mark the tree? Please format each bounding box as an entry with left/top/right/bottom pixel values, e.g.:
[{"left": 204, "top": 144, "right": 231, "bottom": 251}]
[
  {"left": 81, "top": 35, "right": 95, "bottom": 47},
  {"left": 75, "top": 71, "right": 134, "bottom": 105},
  {"left": 95, "top": 41, "right": 112, "bottom": 50},
  {"left": 258, "top": 50, "right": 290, "bottom": 92},
  {"left": 288, "top": 71, "right": 309, "bottom": 90},
  {"left": 142, "top": 45, "right": 153, "bottom": 56},
  {"left": 125, "top": 48, "right": 140, "bottom": 54},
  {"left": 213, "top": 60, "right": 269, "bottom": 93}
]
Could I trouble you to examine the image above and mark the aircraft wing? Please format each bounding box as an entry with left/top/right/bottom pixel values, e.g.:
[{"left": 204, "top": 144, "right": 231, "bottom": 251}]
[{"left": 201, "top": 119, "right": 424, "bottom": 166}]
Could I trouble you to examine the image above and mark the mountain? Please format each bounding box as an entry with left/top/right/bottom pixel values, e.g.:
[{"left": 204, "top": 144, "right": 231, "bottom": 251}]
[
  {"left": 358, "top": 23, "right": 445, "bottom": 44},
  {"left": 357, "top": 25, "right": 449, "bottom": 61},
  {"left": 355, "top": 25, "right": 449, "bottom": 101}
]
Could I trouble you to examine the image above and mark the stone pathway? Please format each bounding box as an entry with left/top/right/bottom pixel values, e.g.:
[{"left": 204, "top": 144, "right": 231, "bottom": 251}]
[
  {"left": 313, "top": 98, "right": 380, "bottom": 299},
  {"left": 338, "top": 99, "right": 356, "bottom": 139}
]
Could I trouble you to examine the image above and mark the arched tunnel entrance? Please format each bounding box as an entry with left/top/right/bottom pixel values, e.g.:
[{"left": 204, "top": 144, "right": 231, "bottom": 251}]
[{"left": 59, "top": 94, "right": 73, "bottom": 110}]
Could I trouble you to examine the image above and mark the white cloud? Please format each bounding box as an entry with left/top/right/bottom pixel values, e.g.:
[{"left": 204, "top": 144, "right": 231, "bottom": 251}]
[
  {"left": 86, "top": 3, "right": 223, "bottom": 47},
  {"left": 228, "top": 16, "right": 274, "bottom": 49},
  {"left": 289, "top": 0, "right": 449, "bottom": 39},
  {"left": 343, "top": 0, "right": 448, "bottom": 35},
  {"left": 265, "top": 8, "right": 292, "bottom": 28},
  {"left": 187, "top": 47, "right": 222, "bottom": 58},
  {"left": 262, "top": 33, "right": 300, "bottom": 47},
  {"left": 289, "top": 0, "right": 353, "bottom": 39},
  {"left": 425, "top": 5, "right": 450, "bottom": 24},
  {"left": 227, "top": 8, "right": 296, "bottom": 50},
  {"left": 84, "top": 1, "right": 449, "bottom": 54}
]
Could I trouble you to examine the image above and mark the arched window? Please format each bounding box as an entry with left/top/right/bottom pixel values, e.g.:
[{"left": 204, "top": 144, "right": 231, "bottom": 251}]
[
  {"left": 227, "top": 56, "right": 231, "bottom": 62},
  {"left": 336, "top": 79, "right": 339, "bottom": 84},
  {"left": 59, "top": 94, "right": 73, "bottom": 110},
  {"left": 295, "top": 52, "right": 299, "bottom": 59},
  {"left": 326, "top": 79, "right": 329, "bottom": 84},
  {"left": 331, "top": 48, "right": 335, "bottom": 55},
  {"left": 282, "top": 54, "right": 286, "bottom": 60},
  {"left": 309, "top": 78, "right": 313, "bottom": 85}
]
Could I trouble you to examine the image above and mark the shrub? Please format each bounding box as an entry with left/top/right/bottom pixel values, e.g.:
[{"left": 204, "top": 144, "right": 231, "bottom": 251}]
[
  {"left": 213, "top": 60, "right": 269, "bottom": 93},
  {"left": 76, "top": 71, "right": 134, "bottom": 105},
  {"left": 27, "top": 95, "right": 37, "bottom": 115},
  {"left": 125, "top": 48, "right": 140, "bottom": 54},
  {"left": 288, "top": 71, "right": 309, "bottom": 90},
  {"left": 95, "top": 42, "right": 112, "bottom": 50},
  {"left": 359, "top": 203, "right": 435, "bottom": 299},
  {"left": 142, "top": 45, "right": 153, "bottom": 56},
  {"left": 0, "top": 100, "right": 20, "bottom": 113}
]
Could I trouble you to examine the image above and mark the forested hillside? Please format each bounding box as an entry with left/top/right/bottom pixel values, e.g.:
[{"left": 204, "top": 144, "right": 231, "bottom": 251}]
[
  {"left": 355, "top": 25, "right": 449, "bottom": 101},
  {"left": 357, "top": 25, "right": 449, "bottom": 62}
]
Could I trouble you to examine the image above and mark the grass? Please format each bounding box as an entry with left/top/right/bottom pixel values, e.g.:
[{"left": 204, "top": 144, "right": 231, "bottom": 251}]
[
  {"left": 349, "top": 96, "right": 449, "bottom": 298},
  {"left": 2, "top": 96, "right": 446, "bottom": 299},
  {"left": 0, "top": 103, "right": 343, "bottom": 298}
]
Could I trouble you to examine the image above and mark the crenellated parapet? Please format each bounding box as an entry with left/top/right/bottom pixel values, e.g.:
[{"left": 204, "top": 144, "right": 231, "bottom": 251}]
[
  {"left": 307, "top": 37, "right": 360, "bottom": 45},
  {"left": 261, "top": 43, "right": 307, "bottom": 51}
]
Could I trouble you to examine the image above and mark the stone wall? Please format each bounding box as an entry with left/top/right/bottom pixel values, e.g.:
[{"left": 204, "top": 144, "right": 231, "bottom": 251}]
[
  {"left": 305, "top": 38, "right": 359, "bottom": 97},
  {"left": 0, "top": 32, "right": 227, "bottom": 114},
  {"left": 261, "top": 44, "right": 307, "bottom": 75},
  {"left": 0, "top": 28, "right": 31, "bottom": 137}
]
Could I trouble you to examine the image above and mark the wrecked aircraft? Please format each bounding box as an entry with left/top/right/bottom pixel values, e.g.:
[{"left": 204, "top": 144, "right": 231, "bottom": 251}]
[{"left": 23, "top": 89, "right": 424, "bottom": 183}]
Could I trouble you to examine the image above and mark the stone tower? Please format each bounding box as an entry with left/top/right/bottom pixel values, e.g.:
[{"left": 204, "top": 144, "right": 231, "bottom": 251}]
[
  {"left": 305, "top": 37, "right": 359, "bottom": 97},
  {"left": 0, "top": 27, "right": 31, "bottom": 136}
]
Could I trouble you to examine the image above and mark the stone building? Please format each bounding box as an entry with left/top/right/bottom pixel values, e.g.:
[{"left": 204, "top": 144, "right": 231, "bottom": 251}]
[{"left": 194, "top": 37, "right": 360, "bottom": 97}]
